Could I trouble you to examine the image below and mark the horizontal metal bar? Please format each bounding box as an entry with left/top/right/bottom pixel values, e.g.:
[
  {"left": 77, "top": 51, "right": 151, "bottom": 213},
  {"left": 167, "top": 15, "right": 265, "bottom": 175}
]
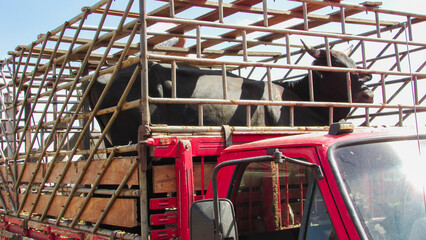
[
  {"left": 149, "top": 97, "right": 426, "bottom": 111},
  {"left": 146, "top": 16, "right": 426, "bottom": 48}
]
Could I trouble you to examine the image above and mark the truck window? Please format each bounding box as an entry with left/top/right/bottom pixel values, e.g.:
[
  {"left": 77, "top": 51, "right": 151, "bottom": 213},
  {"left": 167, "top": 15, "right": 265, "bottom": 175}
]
[
  {"left": 304, "top": 183, "right": 337, "bottom": 240},
  {"left": 230, "top": 160, "right": 314, "bottom": 239}
]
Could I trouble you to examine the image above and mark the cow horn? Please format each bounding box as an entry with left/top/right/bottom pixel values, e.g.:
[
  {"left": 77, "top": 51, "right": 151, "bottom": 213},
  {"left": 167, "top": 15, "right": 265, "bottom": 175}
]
[{"left": 301, "top": 40, "right": 321, "bottom": 59}]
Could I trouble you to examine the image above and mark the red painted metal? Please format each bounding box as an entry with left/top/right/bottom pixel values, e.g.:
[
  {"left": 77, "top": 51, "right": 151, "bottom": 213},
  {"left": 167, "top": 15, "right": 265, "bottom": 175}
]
[
  {"left": 151, "top": 228, "right": 177, "bottom": 240},
  {"left": 175, "top": 140, "right": 194, "bottom": 240},
  {"left": 150, "top": 198, "right": 177, "bottom": 210},
  {"left": 150, "top": 213, "right": 178, "bottom": 225}
]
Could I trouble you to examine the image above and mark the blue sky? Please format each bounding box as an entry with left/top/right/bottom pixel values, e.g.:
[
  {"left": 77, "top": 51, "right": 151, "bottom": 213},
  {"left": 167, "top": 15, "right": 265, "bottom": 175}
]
[{"left": 0, "top": 0, "right": 425, "bottom": 60}]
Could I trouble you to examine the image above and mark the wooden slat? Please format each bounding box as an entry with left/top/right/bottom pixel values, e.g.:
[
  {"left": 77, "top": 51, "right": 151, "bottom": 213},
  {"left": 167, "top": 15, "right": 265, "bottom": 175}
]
[
  {"left": 0, "top": 191, "right": 138, "bottom": 227},
  {"left": 152, "top": 162, "right": 215, "bottom": 193},
  {"left": 0, "top": 157, "right": 138, "bottom": 185}
]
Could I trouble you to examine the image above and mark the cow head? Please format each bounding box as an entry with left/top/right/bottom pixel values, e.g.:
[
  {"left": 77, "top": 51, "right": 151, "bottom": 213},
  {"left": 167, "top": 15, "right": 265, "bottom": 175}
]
[
  {"left": 301, "top": 40, "right": 374, "bottom": 104},
  {"left": 301, "top": 41, "right": 374, "bottom": 122}
]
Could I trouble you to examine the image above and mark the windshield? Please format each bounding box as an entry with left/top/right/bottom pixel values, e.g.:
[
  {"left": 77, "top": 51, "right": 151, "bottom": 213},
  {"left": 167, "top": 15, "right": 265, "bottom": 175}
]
[{"left": 332, "top": 138, "right": 426, "bottom": 240}]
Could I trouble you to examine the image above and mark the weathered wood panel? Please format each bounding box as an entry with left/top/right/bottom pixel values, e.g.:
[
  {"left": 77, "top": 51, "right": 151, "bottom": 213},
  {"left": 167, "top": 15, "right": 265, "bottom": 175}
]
[
  {"left": 0, "top": 191, "right": 138, "bottom": 227},
  {"left": 0, "top": 157, "right": 138, "bottom": 185},
  {"left": 153, "top": 162, "right": 215, "bottom": 193}
]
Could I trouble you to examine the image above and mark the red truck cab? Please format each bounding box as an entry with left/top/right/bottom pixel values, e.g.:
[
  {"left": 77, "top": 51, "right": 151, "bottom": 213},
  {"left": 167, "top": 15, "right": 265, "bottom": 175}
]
[{"left": 191, "top": 124, "right": 426, "bottom": 240}]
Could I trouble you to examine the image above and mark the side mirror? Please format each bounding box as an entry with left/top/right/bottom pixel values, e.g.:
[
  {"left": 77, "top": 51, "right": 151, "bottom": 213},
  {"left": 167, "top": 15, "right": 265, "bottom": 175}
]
[{"left": 190, "top": 199, "right": 238, "bottom": 240}]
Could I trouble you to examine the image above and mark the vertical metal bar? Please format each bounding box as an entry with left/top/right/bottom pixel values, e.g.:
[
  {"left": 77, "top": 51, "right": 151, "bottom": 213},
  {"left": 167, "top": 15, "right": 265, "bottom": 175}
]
[
  {"left": 246, "top": 105, "right": 251, "bottom": 127},
  {"left": 139, "top": 0, "right": 150, "bottom": 239},
  {"left": 196, "top": 25, "right": 202, "bottom": 58},
  {"left": 413, "top": 77, "right": 418, "bottom": 105},
  {"left": 222, "top": 63, "right": 228, "bottom": 100},
  {"left": 172, "top": 60, "right": 177, "bottom": 98},
  {"left": 398, "top": 107, "right": 403, "bottom": 127},
  {"left": 267, "top": 67, "right": 273, "bottom": 101},
  {"left": 289, "top": 106, "right": 294, "bottom": 127},
  {"left": 324, "top": 37, "right": 331, "bottom": 67},
  {"left": 242, "top": 30, "right": 248, "bottom": 62},
  {"left": 198, "top": 104, "right": 203, "bottom": 126},
  {"left": 263, "top": 0, "right": 268, "bottom": 27},
  {"left": 394, "top": 43, "right": 401, "bottom": 71},
  {"left": 365, "top": 108, "right": 370, "bottom": 127},
  {"left": 346, "top": 72, "right": 352, "bottom": 103},
  {"left": 302, "top": 1, "right": 309, "bottom": 31},
  {"left": 285, "top": 34, "right": 291, "bottom": 64},
  {"left": 375, "top": 11, "right": 381, "bottom": 38},
  {"left": 380, "top": 74, "right": 386, "bottom": 104},
  {"left": 218, "top": 0, "right": 224, "bottom": 23},
  {"left": 37, "top": 0, "right": 117, "bottom": 221},
  {"left": 329, "top": 107, "right": 334, "bottom": 125},
  {"left": 169, "top": 0, "right": 175, "bottom": 18},
  {"left": 308, "top": 70, "right": 314, "bottom": 101},
  {"left": 407, "top": 16, "right": 413, "bottom": 41},
  {"left": 340, "top": 7, "right": 346, "bottom": 34},
  {"left": 361, "top": 40, "right": 367, "bottom": 69}
]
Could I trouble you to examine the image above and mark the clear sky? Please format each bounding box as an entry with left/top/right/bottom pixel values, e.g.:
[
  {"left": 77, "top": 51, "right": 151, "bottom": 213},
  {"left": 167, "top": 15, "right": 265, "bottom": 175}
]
[{"left": 0, "top": 0, "right": 425, "bottom": 60}]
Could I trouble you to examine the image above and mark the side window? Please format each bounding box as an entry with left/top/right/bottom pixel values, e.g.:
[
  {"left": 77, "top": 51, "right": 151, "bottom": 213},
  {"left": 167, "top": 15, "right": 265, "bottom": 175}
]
[
  {"left": 305, "top": 184, "right": 337, "bottom": 240},
  {"left": 231, "top": 160, "right": 312, "bottom": 239}
]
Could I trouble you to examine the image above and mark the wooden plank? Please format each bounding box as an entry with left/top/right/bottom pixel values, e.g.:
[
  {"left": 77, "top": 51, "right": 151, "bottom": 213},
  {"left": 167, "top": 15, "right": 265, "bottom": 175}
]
[
  {"left": 0, "top": 157, "right": 138, "bottom": 185},
  {"left": 0, "top": 190, "right": 138, "bottom": 227},
  {"left": 152, "top": 162, "right": 215, "bottom": 193}
]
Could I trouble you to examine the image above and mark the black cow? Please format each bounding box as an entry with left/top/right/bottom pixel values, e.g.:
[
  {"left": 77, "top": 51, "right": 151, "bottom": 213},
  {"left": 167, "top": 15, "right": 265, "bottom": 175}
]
[{"left": 86, "top": 43, "right": 373, "bottom": 147}]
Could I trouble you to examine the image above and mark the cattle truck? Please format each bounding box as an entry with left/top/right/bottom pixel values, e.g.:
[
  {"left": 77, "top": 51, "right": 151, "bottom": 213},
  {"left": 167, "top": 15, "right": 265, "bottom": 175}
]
[{"left": 0, "top": 0, "right": 425, "bottom": 240}]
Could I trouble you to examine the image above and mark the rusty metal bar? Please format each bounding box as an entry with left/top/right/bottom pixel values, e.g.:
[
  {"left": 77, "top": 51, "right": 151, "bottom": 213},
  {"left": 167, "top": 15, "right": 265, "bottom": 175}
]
[
  {"left": 149, "top": 97, "right": 426, "bottom": 111},
  {"left": 242, "top": 30, "right": 248, "bottom": 62},
  {"left": 150, "top": 52, "right": 426, "bottom": 78},
  {"left": 146, "top": 15, "right": 426, "bottom": 47},
  {"left": 267, "top": 67, "right": 273, "bottom": 101},
  {"left": 346, "top": 71, "right": 352, "bottom": 103},
  {"left": 289, "top": 106, "right": 294, "bottom": 127},
  {"left": 375, "top": 11, "right": 381, "bottom": 38},
  {"left": 407, "top": 16, "right": 413, "bottom": 41},
  {"left": 218, "top": 0, "right": 224, "bottom": 23},
  {"left": 308, "top": 70, "right": 314, "bottom": 101},
  {"left": 14, "top": 24, "right": 69, "bottom": 199},
  {"left": 198, "top": 104, "right": 204, "bottom": 126},
  {"left": 381, "top": 74, "right": 386, "bottom": 104},
  {"left": 11, "top": 8, "right": 90, "bottom": 192},
  {"left": 324, "top": 37, "right": 331, "bottom": 67},
  {"left": 169, "top": 0, "right": 175, "bottom": 18},
  {"left": 340, "top": 7, "right": 346, "bottom": 34},
  {"left": 263, "top": 0, "right": 268, "bottom": 27},
  {"left": 55, "top": 11, "right": 139, "bottom": 225},
  {"left": 172, "top": 60, "right": 177, "bottom": 98},
  {"left": 302, "top": 1, "right": 308, "bottom": 31},
  {"left": 196, "top": 25, "right": 202, "bottom": 58},
  {"left": 222, "top": 63, "right": 228, "bottom": 100},
  {"left": 394, "top": 43, "right": 401, "bottom": 71},
  {"left": 246, "top": 105, "right": 251, "bottom": 127},
  {"left": 285, "top": 34, "right": 291, "bottom": 64},
  {"left": 38, "top": 0, "right": 117, "bottom": 221},
  {"left": 329, "top": 107, "right": 333, "bottom": 125}
]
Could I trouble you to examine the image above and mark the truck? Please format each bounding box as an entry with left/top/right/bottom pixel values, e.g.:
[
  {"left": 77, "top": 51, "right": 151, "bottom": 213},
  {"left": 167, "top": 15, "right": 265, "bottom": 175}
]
[{"left": 0, "top": 0, "right": 425, "bottom": 240}]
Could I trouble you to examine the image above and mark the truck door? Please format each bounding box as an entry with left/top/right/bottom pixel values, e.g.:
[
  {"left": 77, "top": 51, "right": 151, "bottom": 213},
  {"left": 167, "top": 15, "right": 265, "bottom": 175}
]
[{"left": 227, "top": 148, "right": 340, "bottom": 240}]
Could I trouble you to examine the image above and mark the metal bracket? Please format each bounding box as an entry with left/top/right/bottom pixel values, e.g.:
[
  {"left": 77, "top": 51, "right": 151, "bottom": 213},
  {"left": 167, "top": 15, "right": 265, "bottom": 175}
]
[{"left": 221, "top": 125, "right": 233, "bottom": 148}]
